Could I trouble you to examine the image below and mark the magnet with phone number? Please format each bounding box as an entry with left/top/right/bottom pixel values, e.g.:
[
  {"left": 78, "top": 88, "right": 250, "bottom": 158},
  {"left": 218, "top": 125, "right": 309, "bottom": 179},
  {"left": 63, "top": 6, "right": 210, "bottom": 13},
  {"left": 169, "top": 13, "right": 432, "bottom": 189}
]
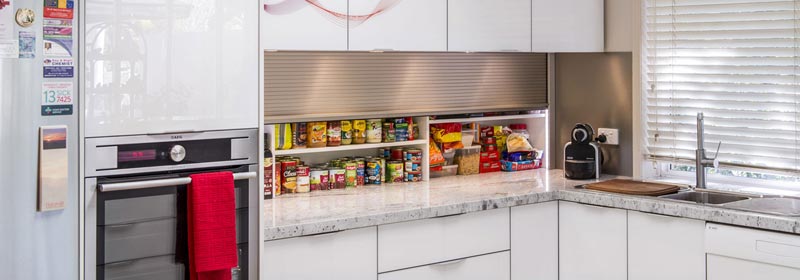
[{"left": 42, "top": 82, "right": 73, "bottom": 105}]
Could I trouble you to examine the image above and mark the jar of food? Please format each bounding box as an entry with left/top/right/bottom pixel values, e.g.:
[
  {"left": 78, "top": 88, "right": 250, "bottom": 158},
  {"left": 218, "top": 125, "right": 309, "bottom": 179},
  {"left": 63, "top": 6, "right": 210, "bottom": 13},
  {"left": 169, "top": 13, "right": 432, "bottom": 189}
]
[
  {"left": 352, "top": 119, "right": 367, "bottom": 144},
  {"left": 341, "top": 120, "right": 353, "bottom": 145},
  {"left": 307, "top": 122, "right": 327, "bottom": 148},
  {"left": 327, "top": 121, "right": 342, "bottom": 146},
  {"left": 382, "top": 122, "right": 395, "bottom": 143},
  {"left": 366, "top": 119, "right": 383, "bottom": 143},
  {"left": 510, "top": 123, "right": 530, "bottom": 140},
  {"left": 454, "top": 146, "right": 481, "bottom": 175}
]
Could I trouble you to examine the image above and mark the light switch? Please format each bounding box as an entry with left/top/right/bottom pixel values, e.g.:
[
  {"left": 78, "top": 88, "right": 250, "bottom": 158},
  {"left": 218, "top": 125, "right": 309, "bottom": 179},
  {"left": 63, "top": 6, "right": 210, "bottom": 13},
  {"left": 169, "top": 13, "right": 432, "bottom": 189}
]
[{"left": 598, "top": 128, "right": 619, "bottom": 145}]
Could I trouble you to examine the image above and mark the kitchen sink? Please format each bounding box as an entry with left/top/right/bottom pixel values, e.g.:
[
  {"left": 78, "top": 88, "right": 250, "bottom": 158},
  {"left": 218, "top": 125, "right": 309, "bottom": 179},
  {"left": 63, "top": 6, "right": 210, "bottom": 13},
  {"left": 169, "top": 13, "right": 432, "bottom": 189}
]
[
  {"left": 658, "top": 191, "right": 751, "bottom": 205},
  {"left": 721, "top": 197, "right": 800, "bottom": 217}
]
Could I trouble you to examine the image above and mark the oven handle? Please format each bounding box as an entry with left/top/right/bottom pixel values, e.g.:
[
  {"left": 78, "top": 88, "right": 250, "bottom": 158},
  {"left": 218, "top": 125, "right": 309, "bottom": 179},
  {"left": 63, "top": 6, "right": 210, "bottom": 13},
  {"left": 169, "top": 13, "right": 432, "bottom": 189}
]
[{"left": 97, "top": 172, "right": 258, "bottom": 192}]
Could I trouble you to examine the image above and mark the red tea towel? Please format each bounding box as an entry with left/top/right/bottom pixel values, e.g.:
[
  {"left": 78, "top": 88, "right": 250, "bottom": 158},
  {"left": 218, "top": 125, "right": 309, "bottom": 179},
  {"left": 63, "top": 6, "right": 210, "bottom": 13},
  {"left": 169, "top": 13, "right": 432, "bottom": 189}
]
[{"left": 188, "top": 172, "right": 238, "bottom": 280}]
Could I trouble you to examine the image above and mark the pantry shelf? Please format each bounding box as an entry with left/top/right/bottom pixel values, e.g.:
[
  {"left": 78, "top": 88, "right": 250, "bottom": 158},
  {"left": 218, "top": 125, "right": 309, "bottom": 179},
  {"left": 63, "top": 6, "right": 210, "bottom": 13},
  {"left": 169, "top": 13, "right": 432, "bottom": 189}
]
[
  {"left": 273, "top": 139, "right": 429, "bottom": 156},
  {"left": 428, "top": 113, "right": 546, "bottom": 124}
]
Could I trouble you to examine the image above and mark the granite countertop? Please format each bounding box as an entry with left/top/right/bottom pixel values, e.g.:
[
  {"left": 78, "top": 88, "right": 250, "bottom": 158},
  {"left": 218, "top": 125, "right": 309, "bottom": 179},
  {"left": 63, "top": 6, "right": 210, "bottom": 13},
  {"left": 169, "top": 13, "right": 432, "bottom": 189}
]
[{"left": 263, "top": 169, "right": 800, "bottom": 241}]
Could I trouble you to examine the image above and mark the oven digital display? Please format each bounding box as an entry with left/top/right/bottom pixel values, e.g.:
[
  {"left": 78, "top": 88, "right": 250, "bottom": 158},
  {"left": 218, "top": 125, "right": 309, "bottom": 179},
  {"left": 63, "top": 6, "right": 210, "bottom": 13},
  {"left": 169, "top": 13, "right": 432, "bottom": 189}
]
[{"left": 118, "top": 149, "right": 158, "bottom": 162}]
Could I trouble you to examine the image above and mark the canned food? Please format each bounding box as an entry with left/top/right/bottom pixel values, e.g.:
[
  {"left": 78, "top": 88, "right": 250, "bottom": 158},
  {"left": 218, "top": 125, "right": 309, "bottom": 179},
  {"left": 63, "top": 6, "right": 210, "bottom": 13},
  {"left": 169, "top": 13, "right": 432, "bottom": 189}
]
[
  {"left": 353, "top": 120, "right": 367, "bottom": 144},
  {"left": 382, "top": 122, "right": 396, "bottom": 143},
  {"left": 404, "top": 149, "right": 423, "bottom": 162},
  {"left": 395, "top": 123, "right": 409, "bottom": 142},
  {"left": 308, "top": 122, "right": 327, "bottom": 148},
  {"left": 405, "top": 171, "right": 423, "bottom": 182},
  {"left": 327, "top": 121, "right": 342, "bottom": 146},
  {"left": 310, "top": 168, "right": 329, "bottom": 191},
  {"left": 341, "top": 120, "right": 353, "bottom": 145},
  {"left": 404, "top": 161, "right": 421, "bottom": 172},
  {"left": 366, "top": 119, "right": 383, "bottom": 143},
  {"left": 355, "top": 159, "right": 365, "bottom": 186},
  {"left": 296, "top": 166, "right": 310, "bottom": 193},
  {"left": 345, "top": 162, "right": 358, "bottom": 188},
  {"left": 329, "top": 168, "right": 346, "bottom": 189},
  {"left": 390, "top": 147, "right": 404, "bottom": 161},
  {"left": 280, "top": 160, "right": 298, "bottom": 194},
  {"left": 366, "top": 160, "right": 382, "bottom": 185},
  {"left": 379, "top": 158, "right": 386, "bottom": 183},
  {"left": 387, "top": 161, "right": 404, "bottom": 183}
]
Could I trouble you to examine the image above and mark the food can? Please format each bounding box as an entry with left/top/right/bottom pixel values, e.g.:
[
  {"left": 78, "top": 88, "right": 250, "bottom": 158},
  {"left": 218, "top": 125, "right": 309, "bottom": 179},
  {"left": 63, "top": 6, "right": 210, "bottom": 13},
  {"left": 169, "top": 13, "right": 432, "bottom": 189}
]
[
  {"left": 280, "top": 159, "right": 298, "bottom": 194},
  {"left": 387, "top": 161, "right": 404, "bottom": 183},
  {"left": 310, "top": 168, "right": 329, "bottom": 191},
  {"left": 366, "top": 159, "right": 382, "bottom": 185},
  {"left": 274, "top": 159, "right": 282, "bottom": 196},
  {"left": 366, "top": 119, "right": 383, "bottom": 143},
  {"left": 296, "top": 166, "right": 310, "bottom": 193},
  {"left": 405, "top": 171, "right": 423, "bottom": 182},
  {"left": 327, "top": 121, "right": 342, "bottom": 146},
  {"left": 379, "top": 148, "right": 390, "bottom": 158},
  {"left": 404, "top": 149, "right": 423, "bottom": 162},
  {"left": 404, "top": 161, "right": 421, "bottom": 172},
  {"left": 308, "top": 122, "right": 327, "bottom": 148},
  {"left": 353, "top": 119, "right": 367, "bottom": 144},
  {"left": 291, "top": 123, "right": 307, "bottom": 149},
  {"left": 382, "top": 122, "right": 396, "bottom": 143},
  {"left": 355, "top": 159, "right": 365, "bottom": 186},
  {"left": 341, "top": 120, "right": 353, "bottom": 145},
  {"left": 329, "top": 168, "right": 346, "bottom": 189},
  {"left": 345, "top": 162, "right": 358, "bottom": 188},
  {"left": 390, "top": 148, "right": 404, "bottom": 161},
  {"left": 395, "top": 123, "right": 409, "bottom": 142},
  {"left": 379, "top": 158, "right": 386, "bottom": 183}
]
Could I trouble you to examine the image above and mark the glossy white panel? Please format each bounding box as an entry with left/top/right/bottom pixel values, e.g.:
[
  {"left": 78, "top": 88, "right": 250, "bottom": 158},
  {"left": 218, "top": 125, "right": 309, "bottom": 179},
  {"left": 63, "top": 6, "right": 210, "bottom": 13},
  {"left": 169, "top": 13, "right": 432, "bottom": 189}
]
[
  {"left": 349, "top": 0, "right": 447, "bottom": 51},
  {"left": 510, "top": 202, "right": 558, "bottom": 280},
  {"left": 531, "top": 0, "right": 604, "bottom": 52},
  {"left": 559, "top": 201, "right": 627, "bottom": 280},
  {"left": 448, "top": 0, "right": 532, "bottom": 52},
  {"left": 628, "top": 211, "right": 705, "bottom": 280},
  {"left": 261, "top": 0, "right": 348, "bottom": 50},
  {"left": 85, "top": 0, "right": 259, "bottom": 137}
]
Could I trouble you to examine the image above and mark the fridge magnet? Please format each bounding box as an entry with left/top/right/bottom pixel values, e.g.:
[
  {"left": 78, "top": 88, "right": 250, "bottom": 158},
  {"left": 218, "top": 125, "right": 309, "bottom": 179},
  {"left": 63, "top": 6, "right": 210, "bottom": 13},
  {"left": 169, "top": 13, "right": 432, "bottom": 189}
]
[
  {"left": 42, "top": 18, "right": 71, "bottom": 57},
  {"left": 15, "top": 8, "right": 35, "bottom": 27},
  {"left": 0, "top": 0, "right": 12, "bottom": 39},
  {"left": 38, "top": 125, "right": 68, "bottom": 211},
  {"left": 43, "top": 57, "right": 73, "bottom": 77},
  {"left": 0, "top": 39, "right": 19, "bottom": 58},
  {"left": 43, "top": 0, "right": 72, "bottom": 19},
  {"left": 19, "top": 31, "right": 35, "bottom": 58},
  {"left": 41, "top": 81, "right": 73, "bottom": 116}
]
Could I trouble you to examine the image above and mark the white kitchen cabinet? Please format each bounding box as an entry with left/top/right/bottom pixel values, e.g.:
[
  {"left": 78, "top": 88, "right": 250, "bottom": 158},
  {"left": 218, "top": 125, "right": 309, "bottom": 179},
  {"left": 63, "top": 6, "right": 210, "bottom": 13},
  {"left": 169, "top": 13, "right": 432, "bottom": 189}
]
[
  {"left": 510, "top": 202, "right": 558, "bottom": 280},
  {"left": 349, "top": 0, "right": 447, "bottom": 51},
  {"left": 378, "top": 208, "right": 510, "bottom": 273},
  {"left": 448, "top": 0, "right": 532, "bottom": 52},
  {"left": 261, "top": 0, "right": 348, "bottom": 50},
  {"left": 628, "top": 211, "right": 705, "bottom": 280},
  {"left": 531, "top": 0, "right": 604, "bottom": 52},
  {"left": 263, "top": 227, "right": 377, "bottom": 280},
  {"left": 378, "top": 251, "right": 510, "bottom": 280},
  {"left": 559, "top": 201, "right": 627, "bottom": 280}
]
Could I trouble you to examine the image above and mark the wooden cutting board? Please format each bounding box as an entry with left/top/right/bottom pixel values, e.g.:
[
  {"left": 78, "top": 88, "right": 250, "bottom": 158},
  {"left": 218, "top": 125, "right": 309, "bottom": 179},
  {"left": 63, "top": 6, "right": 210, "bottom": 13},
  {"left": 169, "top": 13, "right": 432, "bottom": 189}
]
[{"left": 584, "top": 179, "right": 681, "bottom": 196}]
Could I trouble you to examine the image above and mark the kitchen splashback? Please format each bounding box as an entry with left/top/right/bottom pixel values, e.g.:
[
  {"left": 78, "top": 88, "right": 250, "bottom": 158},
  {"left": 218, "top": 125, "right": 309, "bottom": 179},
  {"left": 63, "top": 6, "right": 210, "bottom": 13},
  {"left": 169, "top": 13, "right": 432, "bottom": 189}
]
[{"left": 263, "top": 51, "right": 548, "bottom": 124}]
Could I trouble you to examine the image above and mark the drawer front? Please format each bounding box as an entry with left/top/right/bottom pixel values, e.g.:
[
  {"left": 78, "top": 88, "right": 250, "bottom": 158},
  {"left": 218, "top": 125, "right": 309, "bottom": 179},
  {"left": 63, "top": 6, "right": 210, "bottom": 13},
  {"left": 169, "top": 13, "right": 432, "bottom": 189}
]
[
  {"left": 378, "top": 208, "right": 510, "bottom": 272},
  {"left": 103, "top": 218, "right": 176, "bottom": 264},
  {"left": 706, "top": 223, "right": 800, "bottom": 270},
  {"left": 378, "top": 251, "right": 510, "bottom": 280},
  {"left": 102, "top": 255, "right": 184, "bottom": 280},
  {"left": 264, "top": 227, "right": 377, "bottom": 280},
  {"left": 103, "top": 194, "right": 176, "bottom": 225}
]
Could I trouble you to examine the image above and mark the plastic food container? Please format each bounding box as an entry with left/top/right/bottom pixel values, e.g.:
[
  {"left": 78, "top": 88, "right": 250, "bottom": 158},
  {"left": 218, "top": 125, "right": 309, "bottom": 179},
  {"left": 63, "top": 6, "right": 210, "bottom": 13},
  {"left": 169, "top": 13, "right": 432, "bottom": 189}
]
[
  {"left": 443, "top": 149, "right": 456, "bottom": 165},
  {"left": 454, "top": 146, "right": 481, "bottom": 175},
  {"left": 461, "top": 129, "right": 476, "bottom": 147},
  {"left": 430, "top": 165, "right": 459, "bottom": 178}
]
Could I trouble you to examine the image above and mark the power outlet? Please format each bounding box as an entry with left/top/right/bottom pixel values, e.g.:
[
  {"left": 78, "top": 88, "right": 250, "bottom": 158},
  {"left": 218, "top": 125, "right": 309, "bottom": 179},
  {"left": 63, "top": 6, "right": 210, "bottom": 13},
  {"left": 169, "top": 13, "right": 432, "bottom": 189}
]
[{"left": 598, "top": 128, "right": 619, "bottom": 145}]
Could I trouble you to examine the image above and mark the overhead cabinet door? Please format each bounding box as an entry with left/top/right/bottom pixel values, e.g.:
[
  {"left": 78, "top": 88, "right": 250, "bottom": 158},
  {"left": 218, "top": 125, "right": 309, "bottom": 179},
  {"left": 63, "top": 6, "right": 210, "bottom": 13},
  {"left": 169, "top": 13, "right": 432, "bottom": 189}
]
[
  {"left": 261, "top": 0, "right": 348, "bottom": 50},
  {"left": 349, "top": 0, "right": 447, "bottom": 51},
  {"left": 531, "top": 0, "right": 604, "bottom": 52},
  {"left": 448, "top": 0, "right": 532, "bottom": 52}
]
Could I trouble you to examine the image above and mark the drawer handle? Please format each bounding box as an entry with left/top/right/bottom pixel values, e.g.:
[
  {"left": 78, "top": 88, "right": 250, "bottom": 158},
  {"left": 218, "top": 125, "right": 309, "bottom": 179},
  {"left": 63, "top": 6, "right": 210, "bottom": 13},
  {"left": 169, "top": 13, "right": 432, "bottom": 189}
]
[
  {"left": 306, "top": 230, "right": 344, "bottom": 238},
  {"left": 430, "top": 258, "right": 466, "bottom": 268},
  {"left": 105, "top": 260, "right": 136, "bottom": 268},
  {"left": 432, "top": 213, "right": 466, "bottom": 219},
  {"left": 106, "top": 223, "right": 136, "bottom": 229}
]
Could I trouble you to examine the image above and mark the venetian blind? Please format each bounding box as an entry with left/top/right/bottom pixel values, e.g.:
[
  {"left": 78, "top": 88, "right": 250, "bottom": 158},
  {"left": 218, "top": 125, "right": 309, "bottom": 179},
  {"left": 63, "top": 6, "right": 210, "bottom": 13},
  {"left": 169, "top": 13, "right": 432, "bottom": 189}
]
[{"left": 645, "top": 0, "right": 800, "bottom": 172}]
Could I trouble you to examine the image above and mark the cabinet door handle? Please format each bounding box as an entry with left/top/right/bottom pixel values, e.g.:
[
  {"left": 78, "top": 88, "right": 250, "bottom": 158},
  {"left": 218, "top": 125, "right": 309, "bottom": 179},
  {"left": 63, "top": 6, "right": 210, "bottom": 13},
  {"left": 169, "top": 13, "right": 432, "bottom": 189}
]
[
  {"left": 432, "top": 212, "right": 466, "bottom": 219},
  {"left": 306, "top": 230, "right": 344, "bottom": 238},
  {"left": 430, "top": 258, "right": 467, "bottom": 268}
]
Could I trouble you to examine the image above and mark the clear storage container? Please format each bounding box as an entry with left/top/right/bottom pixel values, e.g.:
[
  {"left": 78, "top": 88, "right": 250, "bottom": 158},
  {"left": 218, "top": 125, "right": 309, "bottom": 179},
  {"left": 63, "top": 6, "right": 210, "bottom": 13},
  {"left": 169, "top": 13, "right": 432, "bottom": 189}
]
[
  {"left": 454, "top": 146, "right": 481, "bottom": 175},
  {"left": 430, "top": 165, "right": 458, "bottom": 178}
]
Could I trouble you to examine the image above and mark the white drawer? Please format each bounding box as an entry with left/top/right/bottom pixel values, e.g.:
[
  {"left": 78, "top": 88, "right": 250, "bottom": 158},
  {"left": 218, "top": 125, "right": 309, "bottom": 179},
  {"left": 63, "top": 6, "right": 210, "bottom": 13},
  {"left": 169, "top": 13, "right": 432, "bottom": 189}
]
[
  {"left": 263, "top": 227, "right": 377, "bottom": 280},
  {"left": 378, "top": 208, "right": 510, "bottom": 272},
  {"left": 378, "top": 251, "right": 510, "bottom": 280}
]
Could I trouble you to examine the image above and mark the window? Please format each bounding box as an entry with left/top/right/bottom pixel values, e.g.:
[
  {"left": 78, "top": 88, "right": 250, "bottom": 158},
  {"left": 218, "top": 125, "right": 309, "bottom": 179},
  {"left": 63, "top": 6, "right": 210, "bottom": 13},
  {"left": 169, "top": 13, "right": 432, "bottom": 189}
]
[{"left": 644, "top": 0, "right": 800, "bottom": 185}]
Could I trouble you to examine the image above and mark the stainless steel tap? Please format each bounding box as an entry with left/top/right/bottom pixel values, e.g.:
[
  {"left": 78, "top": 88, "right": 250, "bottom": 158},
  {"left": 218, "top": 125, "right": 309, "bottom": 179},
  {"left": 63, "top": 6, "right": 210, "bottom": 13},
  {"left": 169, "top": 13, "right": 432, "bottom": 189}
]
[{"left": 696, "top": 112, "right": 720, "bottom": 189}]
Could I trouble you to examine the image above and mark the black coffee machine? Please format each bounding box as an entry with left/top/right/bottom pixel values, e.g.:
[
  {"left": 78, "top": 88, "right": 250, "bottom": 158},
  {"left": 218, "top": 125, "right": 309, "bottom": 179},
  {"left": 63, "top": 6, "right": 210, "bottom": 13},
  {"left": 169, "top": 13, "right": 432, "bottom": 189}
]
[{"left": 564, "top": 123, "right": 603, "bottom": 179}]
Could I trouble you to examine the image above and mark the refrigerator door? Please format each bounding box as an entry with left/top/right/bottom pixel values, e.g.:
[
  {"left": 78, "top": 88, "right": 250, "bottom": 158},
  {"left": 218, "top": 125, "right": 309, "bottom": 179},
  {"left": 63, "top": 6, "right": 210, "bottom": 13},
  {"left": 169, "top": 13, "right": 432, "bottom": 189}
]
[{"left": 83, "top": 0, "right": 259, "bottom": 137}]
